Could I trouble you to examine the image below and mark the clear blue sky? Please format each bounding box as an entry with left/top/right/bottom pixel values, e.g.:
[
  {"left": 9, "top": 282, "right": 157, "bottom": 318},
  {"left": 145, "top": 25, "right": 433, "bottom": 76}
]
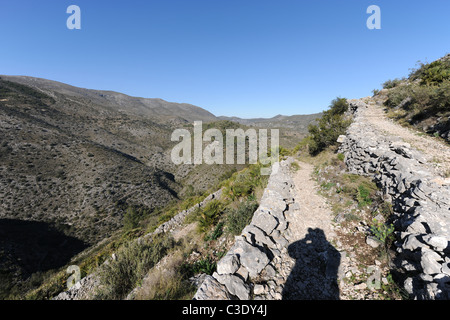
[{"left": 1, "top": 1, "right": 449, "bottom": 118}]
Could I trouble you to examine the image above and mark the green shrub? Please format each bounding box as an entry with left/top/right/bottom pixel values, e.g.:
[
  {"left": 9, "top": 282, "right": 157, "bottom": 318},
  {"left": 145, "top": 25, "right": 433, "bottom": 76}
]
[
  {"left": 383, "top": 57, "right": 449, "bottom": 127},
  {"left": 230, "top": 172, "right": 254, "bottom": 199},
  {"left": 370, "top": 219, "right": 395, "bottom": 245},
  {"left": 357, "top": 185, "right": 373, "bottom": 207},
  {"left": 278, "top": 146, "right": 291, "bottom": 157},
  {"left": 410, "top": 59, "right": 450, "bottom": 85},
  {"left": 382, "top": 78, "right": 404, "bottom": 89},
  {"left": 385, "top": 85, "right": 412, "bottom": 109},
  {"left": 96, "top": 234, "right": 176, "bottom": 299},
  {"left": 385, "top": 80, "right": 450, "bottom": 117},
  {"left": 226, "top": 200, "right": 259, "bottom": 235},
  {"left": 307, "top": 97, "right": 351, "bottom": 155},
  {"left": 431, "top": 80, "right": 450, "bottom": 112},
  {"left": 197, "top": 200, "right": 224, "bottom": 233},
  {"left": 122, "top": 206, "right": 141, "bottom": 231},
  {"left": 204, "top": 222, "right": 224, "bottom": 241},
  {"left": 185, "top": 257, "right": 217, "bottom": 276},
  {"left": 221, "top": 162, "right": 268, "bottom": 201}
]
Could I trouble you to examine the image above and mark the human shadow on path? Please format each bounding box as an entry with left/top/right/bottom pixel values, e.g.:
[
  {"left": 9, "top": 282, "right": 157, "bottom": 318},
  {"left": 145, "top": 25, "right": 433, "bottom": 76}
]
[{"left": 282, "top": 228, "right": 341, "bottom": 300}]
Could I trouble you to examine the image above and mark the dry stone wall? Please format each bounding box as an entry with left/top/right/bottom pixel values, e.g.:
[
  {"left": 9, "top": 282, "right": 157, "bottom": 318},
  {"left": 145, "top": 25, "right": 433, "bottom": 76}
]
[
  {"left": 146, "top": 189, "right": 223, "bottom": 236},
  {"left": 338, "top": 100, "right": 450, "bottom": 300},
  {"left": 194, "top": 158, "right": 300, "bottom": 300}
]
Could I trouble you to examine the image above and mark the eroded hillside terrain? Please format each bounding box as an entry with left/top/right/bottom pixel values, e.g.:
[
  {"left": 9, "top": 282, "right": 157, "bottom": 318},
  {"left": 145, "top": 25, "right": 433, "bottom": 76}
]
[{"left": 0, "top": 75, "right": 316, "bottom": 297}]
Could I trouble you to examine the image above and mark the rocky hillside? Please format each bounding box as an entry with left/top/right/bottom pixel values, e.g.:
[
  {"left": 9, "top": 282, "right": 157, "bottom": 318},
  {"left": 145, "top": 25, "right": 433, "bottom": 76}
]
[
  {"left": 0, "top": 77, "right": 185, "bottom": 245},
  {"left": 0, "top": 75, "right": 319, "bottom": 245},
  {"left": 1, "top": 75, "right": 217, "bottom": 122},
  {"left": 0, "top": 76, "right": 204, "bottom": 292},
  {"left": 30, "top": 96, "right": 450, "bottom": 301},
  {"left": 0, "top": 75, "right": 319, "bottom": 298},
  {"left": 377, "top": 53, "right": 450, "bottom": 143},
  {"left": 3, "top": 54, "right": 448, "bottom": 301}
]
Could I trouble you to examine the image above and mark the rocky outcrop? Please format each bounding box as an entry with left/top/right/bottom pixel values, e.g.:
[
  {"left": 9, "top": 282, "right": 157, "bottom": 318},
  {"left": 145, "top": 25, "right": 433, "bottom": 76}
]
[
  {"left": 338, "top": 100, "right": 450, "bottom": 300},
  {"left": 52, "top": 273, "right": 100, "bottom": 300},
  {"left": 194, "top": 158, "right": 300, "bottom": 300}
]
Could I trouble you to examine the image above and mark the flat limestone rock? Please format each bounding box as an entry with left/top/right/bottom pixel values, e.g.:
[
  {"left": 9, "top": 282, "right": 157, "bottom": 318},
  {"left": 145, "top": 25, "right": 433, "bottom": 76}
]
[
  {"left": 216, "top": 254, "right": 240, "bottom": 275},
  {"left": 213, "top": 272, "right": 250, "bottom": 300},
  {"left": 251, "top": 209, "right": 279, "bottom": 235},
  {"left": 231, "top": 238, "right": 270, "bottom": 278},
  {"left": 193, "top": 275, "right": 234, "bottom": 300}
]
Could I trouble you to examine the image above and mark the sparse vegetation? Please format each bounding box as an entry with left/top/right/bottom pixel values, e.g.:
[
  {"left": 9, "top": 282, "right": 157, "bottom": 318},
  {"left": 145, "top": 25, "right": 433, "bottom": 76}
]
[
  {"left": 356, "top": 184, "right": 374, "bottom": 208},
  {"left": 382, "top": 78, "right": 404, "bottom": 89},
  {"left": 304, "top": 97, "right": 351, "bottom": 155},
  {"left": 409, "top": 58, "right": 450, "bottom": 85},
  {"left": 382, "top": 55, "right": 450, "bottom": 142},
  {"left": 182, "top": 256, "right": 217, "bottom": 276},
  {"left": 196, "top": 200, "right": 224, "bottom": 233},
  {"left": 370, "top": 219, "right": 395, "bottom": 246},
  {"left": 95, "top": 234, "right": 176, "bottom": 300},
  {"left": 298, "top": 147, "right": 403, "bottom": 300},
  {"left": 290, "top": 160, "right": 301, "bottom": 171},
  {"left": 225, "top": 199, "right": 259, "bottom": 236}
]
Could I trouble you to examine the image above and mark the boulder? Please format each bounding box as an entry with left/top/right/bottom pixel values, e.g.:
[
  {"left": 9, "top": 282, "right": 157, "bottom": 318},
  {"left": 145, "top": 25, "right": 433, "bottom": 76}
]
[
  {"left": 213, "top": 273, "right": 250, "bottom": 300},
  {"left": 260, "top": 189, "right": 288, "bottom": 217},
  {"left": 251, "top": 209, "right": 279, "bottom": 235},
  {"left": 366, "top": 236, "right": 381, "bottom": 248},
  {"left": 253, "top": 284, "right": 266, "bottom": 295},
  {"left": 193, "top": 275, "right": 234, "bottom": 300},
  {"left": 231, "top": 238, "right": 270, "bottom": 278},
  {"left": 242, "top": 224, "right": 277, "bottom": 249},
  {"left": 216, "top": 254, "right": 240, "bottom": 275},
  {"left": 421, "top": 250, "right": 444, "bottom": 275},
  {"left": 422, "top": 234, "right": 449, "bottom": 252},
  {"left": 403, "top": 234, "right": 425, "bottom": 251},
  {"left": 337, "top": 135, "right": 346, "bottom": 143}
]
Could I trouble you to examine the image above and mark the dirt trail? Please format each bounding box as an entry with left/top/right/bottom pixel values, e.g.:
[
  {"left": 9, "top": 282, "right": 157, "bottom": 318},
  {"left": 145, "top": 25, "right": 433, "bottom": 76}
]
[
  {"left": 281, "top": 161, "right": 342, "bottom": 299},
  {"left": 289, "top": 162, "right": 336, "bottom": 242},
  {"left": 361, "top": 99, "right": 450, "bottom": 179}
]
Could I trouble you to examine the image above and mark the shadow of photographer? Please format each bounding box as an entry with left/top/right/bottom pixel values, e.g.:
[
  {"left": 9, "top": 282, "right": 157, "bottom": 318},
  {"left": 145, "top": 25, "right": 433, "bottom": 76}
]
[{"left": 282, "top": 227, "right": 341, "bottom": 300}]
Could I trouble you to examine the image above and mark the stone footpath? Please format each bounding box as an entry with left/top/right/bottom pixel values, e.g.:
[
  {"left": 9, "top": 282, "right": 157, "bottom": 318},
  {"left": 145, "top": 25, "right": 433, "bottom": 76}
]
[
  {"left": 194, "top": 158, "right": 301, "bottom": 300},
  {"left": 338, "top": 100, "right": 450, "bottom": 299}
]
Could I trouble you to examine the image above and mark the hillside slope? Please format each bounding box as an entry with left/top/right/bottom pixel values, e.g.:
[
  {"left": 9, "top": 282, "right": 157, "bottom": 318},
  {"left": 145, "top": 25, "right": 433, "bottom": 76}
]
[
  {"left": 0, "top": 77, "right": 183, "bottom": 245},
  {"left": 376, "top": 53, "right": 450, "bottom": 143},
  {"left": 0, "top": 75, "right": 321, "bottom": 297},
  {"left": 1, "top": 75, "right": 217, "bottom": 122}
]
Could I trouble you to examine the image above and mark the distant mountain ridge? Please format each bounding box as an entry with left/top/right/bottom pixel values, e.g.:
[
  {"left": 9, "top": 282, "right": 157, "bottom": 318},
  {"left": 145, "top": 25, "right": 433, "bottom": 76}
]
[
  {"left": 0, "top": 75, "right": 217, "bottom": 122},
  {"left": 2, "top": 75, "right": 321, "bottom": 127},
  {"left": 218, "top": 113, "right": 322, "bottom": 130}
]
